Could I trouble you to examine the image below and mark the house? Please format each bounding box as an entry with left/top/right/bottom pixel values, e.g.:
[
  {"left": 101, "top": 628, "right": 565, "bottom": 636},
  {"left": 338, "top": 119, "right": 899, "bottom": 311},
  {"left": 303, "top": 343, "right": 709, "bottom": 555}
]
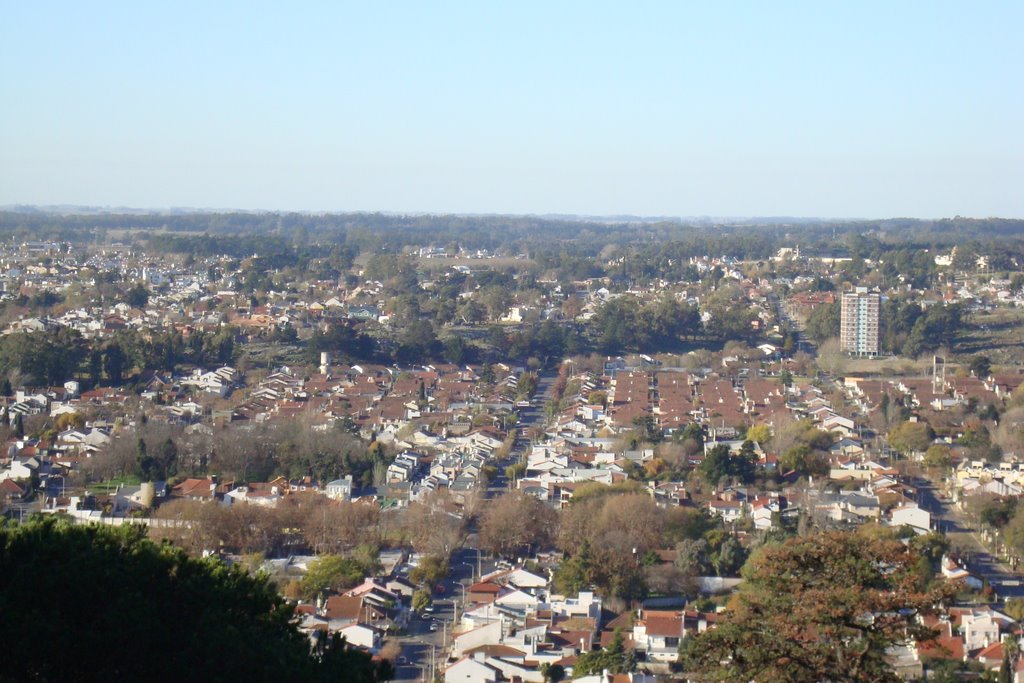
[
  {"left": 469, "top": 582, "right": 502, "bottom": 605},
  {"left": 503, "top": 568, "right": 548, "bottom": 590},
  {"left": 915, "top": 620, "right": 965, "bottom": 669},
  {"left": 344, "top": 580, "right": 403, "bottom": 619},
  {"left": 225, "top": 483, "right": 281, "bottom": 507},
  {"left": 0, "top": 456, "right": 38, "bottom": 482},
  {"left": 387, "top": 452, "right": 421, "bottom": 483},
  {"left": 830, "top": 437, "right": 865, "bottom": 458},
  {"left": 941, "top": 555, "right": 983, "bottom": 591},
  {"left": 0, "top": 478, "right": 27, "bottom": 506},
  {"left": 708, "top": 497, "right": 744, "bottom": 523},
  {"left": 500, "top": 306, "right": 529, "bottom": 323},
  {"left": 444, "top": 656, "right": 501, "bottom": 683},
  {"left": 889, "top": 503, "right": 931, "bottom": 534},
  {"left": 548, "top": 591, "right": 602, "bottom": 621},
  {"left": 337, "top": 622, "right": 383, "bottom": 651},
  {"left": 384, "top": 576, "right": 418, "bottom": 599},
  {"left": 171, "top": 477, "right": 218, "bottom": 501},
  {"left": 840, "top": 491, "right": 881, "bottom": 520},
  {"left": 453, "top": 621, "right": 504, "bottom": 659},
  {"left": 466, "top": 654, "right": 542, "bottom": 683},
  {"left": 821, "top": 414, "right": 856, "bottom": 436},
  {"left": 325, "top": 475, "right": 353, "bottom": 501},
  {"left": 575, "top": 672, "right": 657, "bottom": 683},
  {"left": 494, "top": 587, "right": 540, "bottom": 612},
  {"left": 348, "top": 305, "right": 380, "bottom": 321},
  {"left": 632, "top": 609, "right": 684, "bottom": 662},
  {"left": 322, "top": 595, "right": 392, "bottom": 632},
  {"left": 958, "top": 609, "right": 1002, "bottom": 652},
  {"left": 323, "top": 595, "right": 363, "bottom": 629},
  {"left": 56, "top": 427, "right": 111, "bottom": 455},
  {"left": 183, "top": 366, "right": 238, "bottom": 397},
  {"left": 751, "top": 503, "right": 774, "bottom": 531}
]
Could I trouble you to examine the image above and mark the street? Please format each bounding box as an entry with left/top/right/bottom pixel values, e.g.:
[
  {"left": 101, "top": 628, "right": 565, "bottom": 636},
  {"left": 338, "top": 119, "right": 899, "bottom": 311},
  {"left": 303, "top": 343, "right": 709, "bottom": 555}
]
[
  {"left": 390, "top": 599, "right": 454, "bottom": 682},
  {"left": 916, "top": 476, "right": 1024, "bottom": 600},
  {"left": 486, "top": 370, "right": 559, "bottom": 499},
  {"left": 393, "top": 371, "right": 557, "bottom": 680}
]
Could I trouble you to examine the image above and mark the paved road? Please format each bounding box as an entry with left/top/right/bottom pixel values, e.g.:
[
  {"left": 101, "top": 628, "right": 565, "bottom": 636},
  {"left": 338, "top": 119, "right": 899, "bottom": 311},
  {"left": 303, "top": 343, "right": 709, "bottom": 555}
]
[
  {"left": 486, "top": 370, "right": 558, "bottom": 498},
  {"left": 391, "top": 599, "right": 456, "bottom": 682},
  {"left": 916, "top": 476, "right": 1024, "bottom": 599},
  {"left": 394, "top": 371, "right": 559, "bottom": 680}
]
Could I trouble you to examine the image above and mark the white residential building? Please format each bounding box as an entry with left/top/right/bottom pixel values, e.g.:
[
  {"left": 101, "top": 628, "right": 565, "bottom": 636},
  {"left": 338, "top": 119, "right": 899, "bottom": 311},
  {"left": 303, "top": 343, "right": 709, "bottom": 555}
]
[{"left": 840, "top": 287, "right": 880, "bottom": 357}]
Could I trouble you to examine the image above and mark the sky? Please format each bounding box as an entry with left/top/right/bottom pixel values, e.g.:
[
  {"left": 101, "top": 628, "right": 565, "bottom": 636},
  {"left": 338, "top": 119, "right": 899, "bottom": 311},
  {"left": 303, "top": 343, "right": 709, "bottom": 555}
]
[{"left": 1, "top": 1, "right": 1022, "bottom": 218}]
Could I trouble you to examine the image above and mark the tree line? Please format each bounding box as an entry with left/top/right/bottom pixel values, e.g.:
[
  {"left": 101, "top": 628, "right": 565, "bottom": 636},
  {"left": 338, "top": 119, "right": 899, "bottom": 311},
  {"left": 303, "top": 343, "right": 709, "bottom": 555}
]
[
  {"left": 0, "top": 327, "right": 234, "bottom": 388},
  {"left": 804, "top": 298, "right": 968, "bottom": 357}
]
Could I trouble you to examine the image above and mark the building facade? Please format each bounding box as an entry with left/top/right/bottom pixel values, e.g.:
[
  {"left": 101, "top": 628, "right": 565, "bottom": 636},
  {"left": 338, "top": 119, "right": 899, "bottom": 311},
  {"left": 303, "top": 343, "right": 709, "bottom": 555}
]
[{"left": 840, "top": 287, "right": 880, "bottom": 356}]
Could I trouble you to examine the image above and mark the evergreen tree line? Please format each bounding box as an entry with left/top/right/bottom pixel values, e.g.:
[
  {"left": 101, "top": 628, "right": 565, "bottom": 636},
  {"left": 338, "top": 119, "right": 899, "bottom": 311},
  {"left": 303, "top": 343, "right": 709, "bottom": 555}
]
[
  {"left": 0, "top": 327, "right": 235, "bottom": 388},
  {"left": 804, "top": 299, "right": 967, "bottom": 357}
]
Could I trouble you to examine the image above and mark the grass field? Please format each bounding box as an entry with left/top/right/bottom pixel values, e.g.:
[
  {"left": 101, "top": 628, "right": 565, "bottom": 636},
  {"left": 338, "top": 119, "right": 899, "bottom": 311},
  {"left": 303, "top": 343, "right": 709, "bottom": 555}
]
[
  {"left": 843, "top": 356, "right": 933, "bottom": 377},
  {"left": 88, "top": 476, "right": 142, "bottom": 495},
  {"left": 415, "top": 256, "right": 535, "bottom": 272}
]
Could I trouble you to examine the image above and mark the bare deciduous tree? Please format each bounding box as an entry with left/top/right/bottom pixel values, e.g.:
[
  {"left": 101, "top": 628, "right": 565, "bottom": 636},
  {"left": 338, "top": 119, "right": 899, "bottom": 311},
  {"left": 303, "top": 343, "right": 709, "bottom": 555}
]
[
  {"left": 479, "top": 491, "right": 556, "bottom": 559},
  {"left": 401, "top": 491, "right": 466, "bottom": 558}
]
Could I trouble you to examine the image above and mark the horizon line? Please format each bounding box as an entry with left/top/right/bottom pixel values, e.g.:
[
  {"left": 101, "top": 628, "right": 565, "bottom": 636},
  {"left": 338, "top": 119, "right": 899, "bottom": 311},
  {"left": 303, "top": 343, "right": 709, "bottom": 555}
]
[{"left": 4, "top": 204, "right": 1022, "bottom": 223}]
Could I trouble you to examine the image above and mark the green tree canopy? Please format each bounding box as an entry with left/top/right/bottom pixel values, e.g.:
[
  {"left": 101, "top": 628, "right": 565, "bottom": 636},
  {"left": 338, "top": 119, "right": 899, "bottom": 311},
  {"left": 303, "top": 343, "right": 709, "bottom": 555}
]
[
  {"left": 125, "top": 281, "right": 151, "bottom": 309},
  {"left": 0, "top": 517, "right": 391, "bottom": 683},
  {"left": 699, "top": 443, "right": 756, "bottom": 485},
  {"left": 409, "top": 554, "right": 450, "bottom": 587},
  {"left": 969, "top": 355, "right": 992, "bottom": 379},
  {"left": 804, "top": 301, "right": 841, "bottom": 343},
  {"left": 573, "top": 630, "right": 635, "bottom": 678},
  {"left": 0, "top": 329, "right": 87, "bottom": 386},
  {"left": 300, "top": 553, "right": 369, "bottom": 599},
  {"left": 412, "top": 588, "right": 433, "bottom": 613},
  {"left": 923, "top": 444, "right": 952, "bottom": 470},
  {"left": 888, "top": 420, "right": 935, "bottom": 454}
]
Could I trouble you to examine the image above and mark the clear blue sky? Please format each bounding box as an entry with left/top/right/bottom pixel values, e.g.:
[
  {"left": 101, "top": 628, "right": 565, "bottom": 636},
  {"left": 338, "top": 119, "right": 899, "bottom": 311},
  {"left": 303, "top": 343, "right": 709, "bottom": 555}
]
[{"left": 2, "top": 1, "right": 1022, "bottom": 218}]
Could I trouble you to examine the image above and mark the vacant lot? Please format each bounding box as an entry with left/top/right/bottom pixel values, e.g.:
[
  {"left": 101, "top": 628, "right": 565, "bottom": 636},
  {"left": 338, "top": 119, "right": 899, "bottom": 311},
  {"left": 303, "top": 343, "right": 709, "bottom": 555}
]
[
  {"left": 954, "top": 307, "right": 1024, "bottom": 366},
  {"left": 838, "top": 307, "right": 1024, "bottom": 375},
  {"left": 844, "top": 356, "right": 932, "bottom": 377}
]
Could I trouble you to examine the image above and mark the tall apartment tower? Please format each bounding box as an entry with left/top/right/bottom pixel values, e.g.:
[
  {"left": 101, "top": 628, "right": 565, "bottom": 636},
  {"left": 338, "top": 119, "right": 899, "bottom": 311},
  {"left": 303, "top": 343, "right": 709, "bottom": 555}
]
[{"left": 840, "top": 287, "right": 880, "bottom": 356}]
